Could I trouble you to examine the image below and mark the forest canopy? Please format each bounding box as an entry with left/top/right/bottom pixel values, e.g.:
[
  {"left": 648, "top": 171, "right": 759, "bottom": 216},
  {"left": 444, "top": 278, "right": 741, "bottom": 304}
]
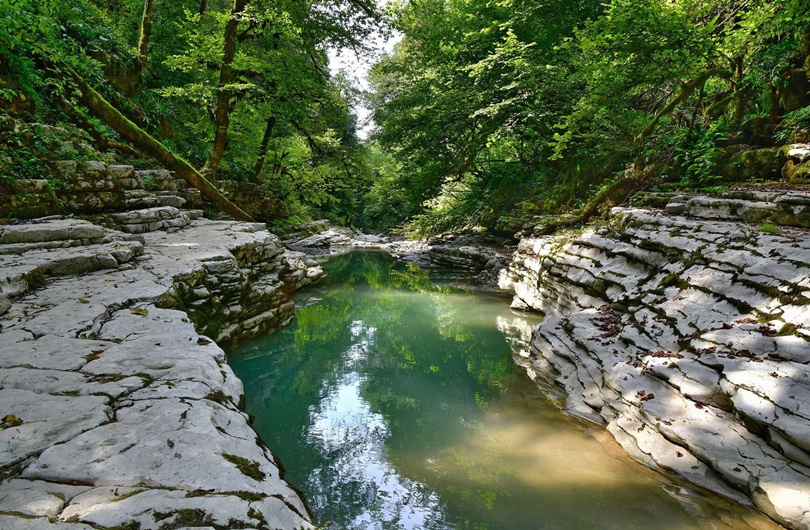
[
  {"left": 1, "top": 0, "right": 809, "bottom": 235},
  {"left": 368, "top": 0, "right": 810, "bottom": 235}
]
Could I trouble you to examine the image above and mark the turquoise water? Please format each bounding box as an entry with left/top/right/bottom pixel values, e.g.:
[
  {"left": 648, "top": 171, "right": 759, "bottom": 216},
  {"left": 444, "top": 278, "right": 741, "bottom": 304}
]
[{"left": 227, "top": 252, "right": 776, "bottom": 530}]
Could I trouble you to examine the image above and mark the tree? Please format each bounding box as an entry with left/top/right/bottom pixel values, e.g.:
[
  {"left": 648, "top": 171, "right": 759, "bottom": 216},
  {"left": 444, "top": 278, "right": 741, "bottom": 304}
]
[
  {"left": 1, "top": 0, "right": 386, "bottom": 223},
  {"left": 368, "top": 0, "right": 810, "bottom": 235}
]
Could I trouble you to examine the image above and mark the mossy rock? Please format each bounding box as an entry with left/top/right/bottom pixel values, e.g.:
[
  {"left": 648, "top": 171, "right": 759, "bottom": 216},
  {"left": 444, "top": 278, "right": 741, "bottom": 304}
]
[
  {"left": 782, "top": 160, "right": 810, "bottom": 183},
  {"left": 717, "top": 147, "right": 778, "bottom": 183},
  {"left": 790, "top": 128, "right": 810, "bottom": 144}
]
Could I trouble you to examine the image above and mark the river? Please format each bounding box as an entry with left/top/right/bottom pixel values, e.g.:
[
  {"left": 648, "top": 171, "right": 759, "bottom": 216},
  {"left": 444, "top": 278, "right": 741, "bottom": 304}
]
[{"left": 227, "top": 251, "right": 778, "bottom": 530}]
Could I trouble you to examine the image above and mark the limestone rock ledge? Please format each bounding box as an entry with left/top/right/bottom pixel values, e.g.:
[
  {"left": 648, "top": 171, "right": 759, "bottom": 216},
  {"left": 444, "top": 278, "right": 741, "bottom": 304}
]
[
  {"left": 0, "top": 217, "right": 321, "bottom": 529},
  {"left": 500, "top": 207, "right": 810, "bottom": 530},
  {"left": 287, "top": 226, "right": 510, "bottom": 285}
]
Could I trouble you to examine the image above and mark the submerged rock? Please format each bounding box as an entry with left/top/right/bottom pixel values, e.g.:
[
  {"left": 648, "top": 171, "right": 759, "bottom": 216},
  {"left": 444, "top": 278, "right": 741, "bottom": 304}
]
[{"left": 501, "top": 206, "right": 810, "bottom": 529}]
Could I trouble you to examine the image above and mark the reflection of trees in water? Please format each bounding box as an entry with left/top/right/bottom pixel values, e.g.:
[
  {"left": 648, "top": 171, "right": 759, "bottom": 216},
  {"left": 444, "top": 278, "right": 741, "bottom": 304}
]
[
  {"left": 229, "top": 252, "right": 524, "bottom": 528},
  {"left": 229, "top": 252, "right": 776, "bottom": 530}
]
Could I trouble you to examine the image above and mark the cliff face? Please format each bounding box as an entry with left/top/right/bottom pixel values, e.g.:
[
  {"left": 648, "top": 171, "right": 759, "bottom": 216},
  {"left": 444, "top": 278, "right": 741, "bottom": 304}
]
[{"left": 500, "top": 200, "right": 810, "bottom": 529}]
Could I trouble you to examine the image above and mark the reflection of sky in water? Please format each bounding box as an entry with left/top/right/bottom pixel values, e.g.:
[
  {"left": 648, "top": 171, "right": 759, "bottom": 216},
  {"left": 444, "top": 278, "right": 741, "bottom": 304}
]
[
  {"left": 305, "top": 320, "right": 448, "bottom": 530},
  {"left": 229, "top": 253, "right": 780, "bottom": 530}
]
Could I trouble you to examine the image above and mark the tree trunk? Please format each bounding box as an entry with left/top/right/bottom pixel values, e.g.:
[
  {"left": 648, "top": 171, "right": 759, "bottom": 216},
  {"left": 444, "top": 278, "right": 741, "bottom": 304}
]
[
  {"left": 253, "top": 115, "right": 276, "bottom": 179},
  {"left": 135, "top": 0, "right": 156, "bottom": 86},
  {"left": 731, "top": 56, "right": 746, "bottom": 125},
  {"left": 534, "top": 164, "right": 649, "bottom": 236},
  {"left": 57, "top": 96, "right": 142, "bottom": 158},
  {"left": 199, "top": 0, "right": 208, "bottom": 16},
  {"left": 66, "top": 68, "right": 254, "bottom": 222},
  {"left": 205, "top": 0, "right": 250, "bottom": 181},
  {"left": 637, "top": 68, "right": 732, "bottom": 143}
]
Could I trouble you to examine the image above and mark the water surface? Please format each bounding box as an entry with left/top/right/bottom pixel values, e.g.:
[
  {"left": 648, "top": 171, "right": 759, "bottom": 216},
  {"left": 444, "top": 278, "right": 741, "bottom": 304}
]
[{"left": 228, "top": 252, "right": 777, "bottom": 530}]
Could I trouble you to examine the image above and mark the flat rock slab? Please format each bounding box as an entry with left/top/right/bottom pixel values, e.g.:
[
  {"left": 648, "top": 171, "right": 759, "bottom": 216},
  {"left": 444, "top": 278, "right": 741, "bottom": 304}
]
[
  {"left": 0, "top": 216, "right": 317, "bottom": 529},
  {"left": 0, "top": 389, "right": 111, "bottom": 466},
  {"left": 502, "top": 206, "right": 810, "bottom": 529},
  {"left": 0, "top": 219, "right": 106, "bottom": 245}
]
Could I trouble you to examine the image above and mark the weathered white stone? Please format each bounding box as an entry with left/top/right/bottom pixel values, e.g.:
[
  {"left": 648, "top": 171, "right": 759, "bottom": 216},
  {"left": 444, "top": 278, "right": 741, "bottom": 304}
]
[
  {"left": 0, "top": 515, "right": 95, "bottom": 530},
  {"left": 24, "top": 399, "right": 303, "bottom": 509},
  {"left": 504, "top": 205, "right": 810, "bottom": 529},
  {"left": 61, "top": 488, "right": 313, "bottom": 530},
  {"left": 0, "top": 332, "right": 92, "bottom": 375},
  {"left": 0, "top": 367, "right": 142, "bottom": 398},
  {"left": 0, "top": 389, "right": 111, "bottom": 465},
  {"left": 0, "top": 220, "right": 106, "bottom": 245},
  {"left": 0, "top": 489, "right": 65, "bottom": 517},
  {"left": 0, "top": 215, "right": 319, "bottom": 529}
]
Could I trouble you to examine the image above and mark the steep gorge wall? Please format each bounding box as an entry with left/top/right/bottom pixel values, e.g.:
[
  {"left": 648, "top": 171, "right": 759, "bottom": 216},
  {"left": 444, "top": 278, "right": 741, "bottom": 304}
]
[{"left": 500, "top": 200, "right": 810, "bottom": 529}]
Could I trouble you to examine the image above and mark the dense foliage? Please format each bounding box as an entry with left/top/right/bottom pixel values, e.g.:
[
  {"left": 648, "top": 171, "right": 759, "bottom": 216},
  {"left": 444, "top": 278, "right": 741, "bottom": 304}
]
[
  {"left": 369, "top": 0, "right": 810, "bottom": 235},
  {"left": 2, "top": 0, "right": 810, "bottom": 234},
  {"left": 0, "top": 0, "right": 386, "bottom": 226}
]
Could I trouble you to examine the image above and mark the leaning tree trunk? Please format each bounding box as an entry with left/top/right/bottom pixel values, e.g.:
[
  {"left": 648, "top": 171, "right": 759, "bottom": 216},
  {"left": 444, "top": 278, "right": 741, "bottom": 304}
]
[
  {"left": 637, "top": 68, "right": 732, "bottom": 143},
  {"left": 57, "top": 96, "right": 142, "bottom": 158},
  {"left": 534, "top": 161, "right": 650, "bottom": 235},
  {"left": 66, "top": 68, "right": 254, "bottom": 222},
  {"left": 205, "top": 0, "right": 250, "bottom": 181}
]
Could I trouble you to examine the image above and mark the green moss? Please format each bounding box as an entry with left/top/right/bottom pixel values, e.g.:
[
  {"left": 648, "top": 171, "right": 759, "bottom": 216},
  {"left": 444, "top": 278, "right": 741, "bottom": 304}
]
[
  {"left": 185, "top": 489, "right": 266, "bottom": 502},
  {"left": 154, "top": 508, "right": 212, "bottom": 529},
  {"left": 778, "top": 323, "right": 798, "bottom": 336},
  {"left": 738, "top": 278, "right": 810, "bottom": 306},
  {"left": 0, "top": 460, "right": 25, "bottom": 481},
  {"left": 205, "top": 390, "right": 231, "bottom": 406},
  {"left": 756, "top": 222, "right": 780, "bottom": 234},
  {"left": 109, "top": 489, "right": 145, "bottom": 502},
  {"left": 221, "top": 452, "right": 266, "bottom": 481},
  {"left": 247, "top": 507, "right": 267, "bottom": 526}
]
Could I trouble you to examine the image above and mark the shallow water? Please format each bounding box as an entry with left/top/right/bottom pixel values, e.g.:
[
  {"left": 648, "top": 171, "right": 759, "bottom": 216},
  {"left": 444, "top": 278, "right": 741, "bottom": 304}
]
[{"left": 227, "top": 252, "right": 779, "bottom": 530}]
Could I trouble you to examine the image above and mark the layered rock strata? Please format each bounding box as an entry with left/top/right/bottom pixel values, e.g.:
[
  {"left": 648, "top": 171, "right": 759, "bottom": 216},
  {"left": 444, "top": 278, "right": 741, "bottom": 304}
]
[
  {"left": 635, "top": 188, "right": 810, "bottom": 229},
  {"left": 500, "top": 206, "right": 810, "bottom": 529},
  {"left": 383, "top": 233, "right": 510, "bottom": 284},
  {"left": 1, "top": 161, "right": 202, "bottom": 220},
  {"left": 0, "top": 217, "right": 321, "bottom": 529},
  {"left": 287, "top": 227, "right": 510, "bottom": 285}
]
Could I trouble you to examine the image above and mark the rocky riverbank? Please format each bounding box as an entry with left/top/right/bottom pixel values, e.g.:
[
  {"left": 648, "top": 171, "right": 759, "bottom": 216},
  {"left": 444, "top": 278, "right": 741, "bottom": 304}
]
[
  {"left": 286, "top": 226, "right": 511, "bottom": 285},
  {"left": 499, "top": 193, "right": 810, "bottom": 529},
  {"left": 0, "top": 214, "right": 322, "bottom": 529}
]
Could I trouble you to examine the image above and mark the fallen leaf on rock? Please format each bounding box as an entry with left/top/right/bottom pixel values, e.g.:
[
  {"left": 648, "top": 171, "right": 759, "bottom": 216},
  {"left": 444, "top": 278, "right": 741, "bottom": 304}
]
[
  {"left": 131, "top": 307, "right": 149, "bottom": 316},
  {"left": 79, "top": 298, "right": 90, "bottom": 304},
  {"left": 197, "top": 337, "right": 212, "bottom": 345},
  {"left": 1, "top": 414, "right": 23, "bottom": 428}
]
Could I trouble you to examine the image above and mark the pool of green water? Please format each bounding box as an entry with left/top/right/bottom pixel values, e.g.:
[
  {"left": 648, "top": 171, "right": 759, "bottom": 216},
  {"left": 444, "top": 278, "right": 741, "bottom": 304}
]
[{"left": 227, "top": 251, "right": 777, "bottom": 530}]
